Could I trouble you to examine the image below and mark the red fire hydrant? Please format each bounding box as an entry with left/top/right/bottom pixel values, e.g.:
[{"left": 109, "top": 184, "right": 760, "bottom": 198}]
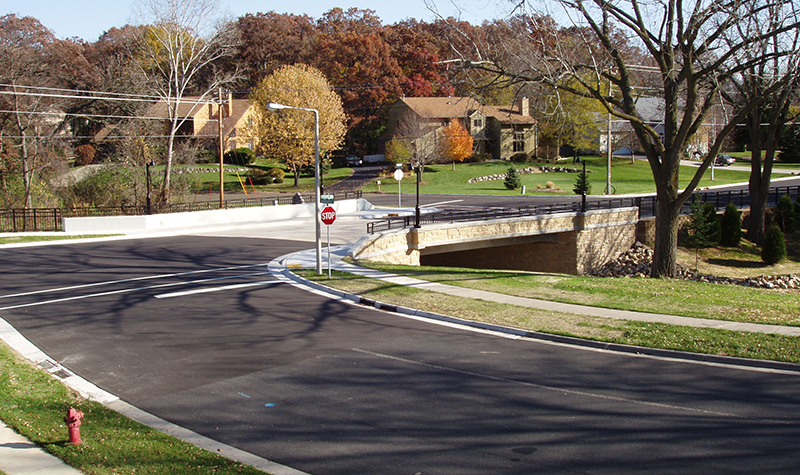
[{"left": 64, "top": 407, "right": 84, "bottom": 445}]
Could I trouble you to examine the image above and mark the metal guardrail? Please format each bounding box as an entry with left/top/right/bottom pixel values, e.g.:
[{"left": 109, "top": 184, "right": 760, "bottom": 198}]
[
  {"left": 366, "top": 186, "right": 800, "bottom": 234},
  {"left": 0, "top": 190, "right": 362, "bottom": 233}
]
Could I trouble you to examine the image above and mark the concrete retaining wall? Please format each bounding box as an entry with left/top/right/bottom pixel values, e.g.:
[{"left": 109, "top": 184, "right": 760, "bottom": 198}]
[{"left": 62, "top": 198, "right": 373, "bottom": 234}]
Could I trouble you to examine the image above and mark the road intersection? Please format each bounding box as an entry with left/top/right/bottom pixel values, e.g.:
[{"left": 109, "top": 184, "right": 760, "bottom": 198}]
[{"left": 1, "top": 208, "right": 799, "bottom": 475}]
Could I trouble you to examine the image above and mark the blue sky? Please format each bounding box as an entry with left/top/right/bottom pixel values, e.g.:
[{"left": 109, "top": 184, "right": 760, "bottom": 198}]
[{"left": 7, "top": 0, "right": 512, "bottom": 41}]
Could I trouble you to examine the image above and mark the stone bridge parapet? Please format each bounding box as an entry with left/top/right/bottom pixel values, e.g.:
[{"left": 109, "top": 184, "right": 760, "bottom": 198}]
[{"left": 350, "top": 207, "right": 638, "bottom": 275}]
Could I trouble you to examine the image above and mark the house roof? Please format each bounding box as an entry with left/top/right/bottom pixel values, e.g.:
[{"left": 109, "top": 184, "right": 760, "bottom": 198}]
[{"left": 399, "top": 96, "right": 536, "bottom": 125}]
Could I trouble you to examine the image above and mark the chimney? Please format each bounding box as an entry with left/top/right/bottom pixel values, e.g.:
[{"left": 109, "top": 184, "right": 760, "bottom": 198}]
[
  {"left": 227, "top": 92, "right": 234, "bottom": 117},
  {"left": 519, "top": 96, "right": 530, "bottom": 116}
]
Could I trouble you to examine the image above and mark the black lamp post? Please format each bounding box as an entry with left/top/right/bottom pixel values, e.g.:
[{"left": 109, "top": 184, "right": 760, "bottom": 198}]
[
  {"left": 146, "top": 159, "right": 155, "bottom": 215},
  {"left": 576, "top": 155, "right": 587, "bottom": 213},
  {"left": 414, "top": 165, "right": 421, "bottom": 228}
]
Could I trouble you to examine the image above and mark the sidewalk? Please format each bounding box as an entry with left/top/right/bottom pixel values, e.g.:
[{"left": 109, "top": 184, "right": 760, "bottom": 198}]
[{"left": 0, "top": 420, "right": 84, "bottom": 475}]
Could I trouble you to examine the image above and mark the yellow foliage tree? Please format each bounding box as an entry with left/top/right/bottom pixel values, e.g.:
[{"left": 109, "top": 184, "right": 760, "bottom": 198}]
[
  {"left": 441, "top": 119, "right": 474, "bottom": 170},
  {"left": 243, "top": 64, "right": 346, "bottom": 187}
]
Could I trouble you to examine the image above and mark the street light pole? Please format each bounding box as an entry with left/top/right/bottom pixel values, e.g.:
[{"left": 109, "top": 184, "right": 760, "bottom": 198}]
[
  {"left": 414, "top": 165, "right": 421, "bottom": 228},
  {"left": 267, "top": 102, "right": 322, "bottom": 274},
  {"left": 146, "top": 159, "right": 155, "bottom": 215}
]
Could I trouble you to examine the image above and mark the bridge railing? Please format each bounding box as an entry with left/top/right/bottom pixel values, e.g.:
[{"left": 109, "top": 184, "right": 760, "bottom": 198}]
[{"left": 366, "top": 186, "right": 800, "bottom": 234}]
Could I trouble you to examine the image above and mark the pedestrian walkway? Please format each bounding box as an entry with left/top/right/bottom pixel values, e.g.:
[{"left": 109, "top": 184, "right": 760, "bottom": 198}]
[
  {"left": 0, "top": 420, "right": 84, "bottom": 475},
  {"left": 279, "top": 245, "right": 800, "bottom": 337}
]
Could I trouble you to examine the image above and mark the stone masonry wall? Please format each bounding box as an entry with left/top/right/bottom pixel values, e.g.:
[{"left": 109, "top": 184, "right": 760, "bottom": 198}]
[{"left": 350, "top": 208, "right": 638, "bottom": 274}]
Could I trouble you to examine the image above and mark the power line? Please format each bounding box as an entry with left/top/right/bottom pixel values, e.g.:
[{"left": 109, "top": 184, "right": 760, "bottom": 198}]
[
  {"left": 1, "top": 134, "right": 219, "bottom": 140},
  {"left": 0, "top": 84, "right": 164, "bottom": 101},
  {"left": 0, "top": 109, "right": 218, "bottom": 122}
]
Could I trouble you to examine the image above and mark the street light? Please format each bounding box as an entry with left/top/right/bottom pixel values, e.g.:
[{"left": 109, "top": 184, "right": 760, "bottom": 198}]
[
  {"left": 414, "top": 165, "right": 421, "bottom": 228},
  {"left": 576, "top": 155, "right": 587, "bottom": 213},
  {"left": 266, "top": 102, "right": 322, "bottom": 274},
  {"left": 146, "top": 159, "right": 155, "bottom": 215}
]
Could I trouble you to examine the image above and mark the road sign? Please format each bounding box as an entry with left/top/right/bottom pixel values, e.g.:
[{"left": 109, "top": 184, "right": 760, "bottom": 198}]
[
  {"left": 321, "top": 194, "right": 334, "bottom": 204},
  {"left": 321, "top": 206, "right": 336, "bottom": 225},
  {"left": 393, "top": 169, "right": 404, "bottom": 181}
]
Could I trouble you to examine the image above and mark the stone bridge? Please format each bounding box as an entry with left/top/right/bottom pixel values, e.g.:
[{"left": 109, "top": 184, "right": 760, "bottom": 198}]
[{"left": 350, "top": 207, "right": 639, "bottom": 275}]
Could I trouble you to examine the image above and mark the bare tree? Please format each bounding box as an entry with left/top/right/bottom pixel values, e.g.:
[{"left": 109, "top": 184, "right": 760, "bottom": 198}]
[
  {"left": 446, "top": 0, "right": 800, "bottom": 277},
  {"left": 135, "top": 0, "right": 239, "bottom": 201},
  {"left": 721, "top": 5, "right": 800, "bottom": 244},
  {"left": 0, "top": 15, "right": 87, "bottom": 208},
  {"left": 392, "top": 107, "right": 444, "bottom": 178}
]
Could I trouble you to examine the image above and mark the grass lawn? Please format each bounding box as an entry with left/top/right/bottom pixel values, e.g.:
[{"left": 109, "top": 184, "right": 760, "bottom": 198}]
[
  {"left": 0, "top": 343, "right": 269, "bottom": 475},
  {"left": 181, "top": 160, "right": 354, "bottom": 195},
  {"left": 297, "top": 267, "right": 800, "bottom": 364},
  {"left": 359, "top": 157, "right": 752, "bottom": 196},
  {"left": 0, "top": 235, "right": 119, "bottom": 245},
  {"left": 296, "top": 231, "right": 800, "bottom": 365}
]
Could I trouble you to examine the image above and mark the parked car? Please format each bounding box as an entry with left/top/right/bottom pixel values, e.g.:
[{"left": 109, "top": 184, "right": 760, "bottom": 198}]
[
  {"left": 346, "top": 155, "right": 362, "bottom": 167},
  {"left": 715, "top": 154, "right": 736, "bottom": 166}
]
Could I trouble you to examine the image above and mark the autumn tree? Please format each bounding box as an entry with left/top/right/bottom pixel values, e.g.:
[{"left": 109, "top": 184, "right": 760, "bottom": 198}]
[
  {"left": 384, "top": 138, "right": 412, "bottom": 166},
  {"left": 450, "top": 1, "right": 800, "bottom": 277},
  {"left": 386, "top": 20, "right": 454, "bottom": 98},
  {"left": 242, "top": 64, "right": 346, "bottom": 187},
  {"left": 441, "top": 119, "right": 473, "bottom": 169},
  {"left": 311, "top": 8, "right": 403, "bottom": 152},
  {"left": 234, "top": 12, "right": 316, "bottom": 86},
  {"left": 0, "top": 15, "right": 94, "bottom": 208},
  {"left": 135, "top": 0, "right": 239, "bottom": 202},
  {"left": 73, "top": 25, "right": 151, "bottom": 160}
]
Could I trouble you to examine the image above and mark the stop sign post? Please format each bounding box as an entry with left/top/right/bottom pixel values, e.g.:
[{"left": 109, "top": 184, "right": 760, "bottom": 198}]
[{"left": 321, "top": 206, "right": 336, "bottom": 277}]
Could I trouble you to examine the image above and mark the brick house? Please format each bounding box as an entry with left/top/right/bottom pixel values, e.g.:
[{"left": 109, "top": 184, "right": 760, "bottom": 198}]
[{"left": 139, "top": 94, "right": 256, "bottom": 151}]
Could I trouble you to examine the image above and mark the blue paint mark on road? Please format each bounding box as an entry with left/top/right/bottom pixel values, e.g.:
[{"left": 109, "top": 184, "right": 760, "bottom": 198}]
[
  {"left": 265, "top": 403, "right": 275, "bottom": 408},
  {"left": 238, "top": 392, "right": 250, "bottom": 398}
]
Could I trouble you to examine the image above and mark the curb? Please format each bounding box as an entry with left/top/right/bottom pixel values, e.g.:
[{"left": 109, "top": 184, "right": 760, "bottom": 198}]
[{"left": 275, "top": 259, "right": 800, "bottom": 375}]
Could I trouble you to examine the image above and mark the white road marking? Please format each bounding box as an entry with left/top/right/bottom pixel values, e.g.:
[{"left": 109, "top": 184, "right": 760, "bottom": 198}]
[
  {"left": 154, "top": 280, "right": 282, "bottom": 299},
  {"left": 0, "top": 263, "right": 271, "bottom": 300},
  {"left": 420, "top": 199, "right": 463, "bottom": 208},
  {"left": 0, "top": 272, "right": 274, "bottom": 311}
]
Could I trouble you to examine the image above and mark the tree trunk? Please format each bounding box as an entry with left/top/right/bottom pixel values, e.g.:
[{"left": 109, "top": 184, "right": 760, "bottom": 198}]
[
  {"left": 651, "top": 197, "right": 680, "bottom": 278},
  {"left": 747, "top": 191, "right": 769, "bottom": 245},
  {"left": 293, "top": 163, "right": 301, "bottom": 187}
]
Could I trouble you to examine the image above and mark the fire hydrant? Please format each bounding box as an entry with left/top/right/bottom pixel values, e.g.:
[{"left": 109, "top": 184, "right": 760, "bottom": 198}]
[{"left": 64, "top": 407, "right": 84, "bottom": 445}]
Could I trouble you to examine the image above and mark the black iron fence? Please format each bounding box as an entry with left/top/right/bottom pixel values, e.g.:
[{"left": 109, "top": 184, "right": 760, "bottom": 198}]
[
  {"left": 0, "top": 190, "right": 362, "bottom": 233},
  {"left": 366, "top": 186, "right": 800, "bottom": 234}
]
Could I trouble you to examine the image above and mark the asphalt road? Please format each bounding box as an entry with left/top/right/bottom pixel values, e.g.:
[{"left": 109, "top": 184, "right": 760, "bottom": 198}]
[{"left": 2, "top": 235, "right": 800, "bottom": 474}]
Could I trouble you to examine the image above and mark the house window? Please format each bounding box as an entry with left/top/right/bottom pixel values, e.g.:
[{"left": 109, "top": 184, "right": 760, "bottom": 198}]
[
  {"left": 473, "top": 117, "right": 483, "bottom": 129},
  {"left": 513, "top": 129, "right": 525, "bottom": 152}
]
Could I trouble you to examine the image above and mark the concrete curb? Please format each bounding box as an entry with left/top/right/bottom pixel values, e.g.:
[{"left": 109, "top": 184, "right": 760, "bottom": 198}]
[
  {"left": 272, "top": 250, "right": 800, "bottom": 375},
  {"left": 0, "top": 314, "right": 310, "bottom": 475}
]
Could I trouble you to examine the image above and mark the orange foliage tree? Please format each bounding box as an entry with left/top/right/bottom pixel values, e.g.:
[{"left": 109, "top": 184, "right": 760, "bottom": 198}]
[{"left": 441, "top": 119, "right": 473, "bottom": 170}]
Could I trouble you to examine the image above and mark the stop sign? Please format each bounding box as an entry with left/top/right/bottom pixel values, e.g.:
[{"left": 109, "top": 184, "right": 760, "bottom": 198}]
[{"left": 321, "top": 206, "right": 336, "bottom": 225}]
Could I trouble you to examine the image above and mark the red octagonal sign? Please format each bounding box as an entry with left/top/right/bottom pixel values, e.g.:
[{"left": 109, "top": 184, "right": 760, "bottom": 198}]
[{"left": 321, "top": 206, "right": 336, "bottom": 225}]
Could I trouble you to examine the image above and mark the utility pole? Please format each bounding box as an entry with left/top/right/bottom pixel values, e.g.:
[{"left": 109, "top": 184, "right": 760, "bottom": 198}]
[{"left": 218, "top": 87, "right": 225, "bottom": 208}]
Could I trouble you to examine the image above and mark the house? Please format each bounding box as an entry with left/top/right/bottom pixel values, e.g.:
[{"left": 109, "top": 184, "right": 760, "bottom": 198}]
[
  {"left": 383, "top": 96, "right": 538, "bottom": 160},
  {"left": 600, "top": 97, "right": 718, "bottom": 157},
  {"left": 142, "top": 94, "right": 257, "bottom": 152}
]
